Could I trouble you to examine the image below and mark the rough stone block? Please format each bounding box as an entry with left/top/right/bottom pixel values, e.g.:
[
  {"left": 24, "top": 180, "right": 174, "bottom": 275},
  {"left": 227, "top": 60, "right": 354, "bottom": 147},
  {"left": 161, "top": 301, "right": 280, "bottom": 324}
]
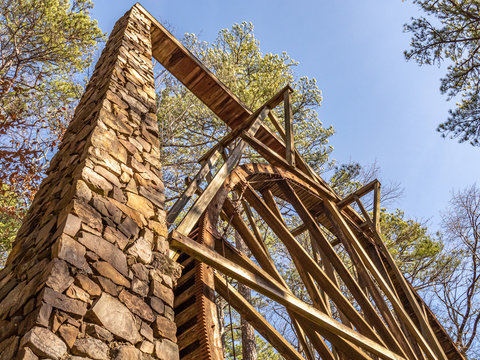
[
  {"left": 72, "top": 337, "right": 109, "bottom": 360},
  {"left": 62, "top": 214, "right": 82, "bottom": 237},
  {"left": 150, "top": 280, "right": 174, "bottom": 307},
  {"left": 88, "top": 293, "right": 140, "bottom": 344},
  {"left": 16, "top": 346, "right": 39, "bottom": 360},
  {"left": 20, "top": 327, "right": 67, "bottom": 360},
  {"left": 85, "top": 323, "right": 114, "bottom": 342},
  {"left": 77, "top": 232, "right": 128, "bottom": 276},
  {"left": 139, "top": 340, "right": 154, "bottom": 354},
  {"left": 0, "top": 335, "right": 18, "bottom": 360},
  {"left": 92, "top": 261, "right": 130, "bottom": 287},
  {"left": 126, "top": 192, "right": 154, "bottom": 219},
  {"left": 119, "top": 290, "right": 155, "bottom": 322},
  {"left": 155, "top": 338, "right": 179, "bottom": 360},
  {"left": 104, "top": 226, "right": 129, "bottom": 250},
  {"left": 45, "top": 259, "right": 74, "bottom": 293},
  {"left": 75, "top": 274, "right": 101, "bottom": 297},
  {"left": 153, "top": 316, "right": 176, "bottom": 342},
  {"left": 52, "top": 235, "right": 90, "bottom": 272},
  {"left": 147, "top": 296, "right": 164, "bottom": 315},
  {"left": 127, "top": 237, "right": 152, "bottom": 264},
  {"left": 40, "top": 287, "right": 87, "bottom": 317},
  {"left": 131, "top": 278, "right": 148, "bottom": 297},
  {"left": 58, "top": 324, "right": 79, "bottom": 349},
  {"left": 73, "top": 200, "right": 103, "bottom": 232},
  {"left": 66, "top": 284, "right": 91, "bottom": 304}
]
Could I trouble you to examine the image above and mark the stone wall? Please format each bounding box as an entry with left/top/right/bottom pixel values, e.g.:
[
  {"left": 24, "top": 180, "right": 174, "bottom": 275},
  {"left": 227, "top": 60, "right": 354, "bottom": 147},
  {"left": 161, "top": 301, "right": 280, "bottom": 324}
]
[{"left": 0, "top": 5, "right": 180, "bottom": 359}]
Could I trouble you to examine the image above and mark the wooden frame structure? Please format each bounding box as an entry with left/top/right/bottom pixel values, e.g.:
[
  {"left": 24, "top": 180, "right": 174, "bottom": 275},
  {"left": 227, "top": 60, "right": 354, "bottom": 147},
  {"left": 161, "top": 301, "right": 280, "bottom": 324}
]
[{"left": 136, "top": 4, "right": 465, "bottom": 360}]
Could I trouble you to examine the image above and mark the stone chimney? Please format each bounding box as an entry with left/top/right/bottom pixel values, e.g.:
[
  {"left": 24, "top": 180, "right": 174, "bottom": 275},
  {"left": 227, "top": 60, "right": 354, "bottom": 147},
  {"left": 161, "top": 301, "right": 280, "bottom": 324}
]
[{"left": 0, "top": 5, "right": 180, "bottom": 359}]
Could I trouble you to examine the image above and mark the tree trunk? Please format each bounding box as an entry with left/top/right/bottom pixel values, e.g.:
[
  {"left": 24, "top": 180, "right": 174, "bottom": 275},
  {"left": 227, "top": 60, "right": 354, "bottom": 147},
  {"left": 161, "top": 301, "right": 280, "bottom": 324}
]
[{"left": 235, "top": 230, "right": 258, "bottom": 360}]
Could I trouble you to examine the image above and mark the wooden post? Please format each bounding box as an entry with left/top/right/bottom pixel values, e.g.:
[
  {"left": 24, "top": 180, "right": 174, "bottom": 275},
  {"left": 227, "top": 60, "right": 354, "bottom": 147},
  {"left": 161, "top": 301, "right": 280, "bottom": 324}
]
[
  {"left": 167, "top": 146, "right": 222, "bottom": 225},
  {"left": 169, "top": 230, "right": 405, "bottom": 360},
  {"left": 176, "top": 109, "right": 267, "bottom": 236},
  {"left": 284, "top": 89, "right": 296, "bottom": 167},
  {"left": 373, "top": 181, "right": 381, "bottom": 233}
]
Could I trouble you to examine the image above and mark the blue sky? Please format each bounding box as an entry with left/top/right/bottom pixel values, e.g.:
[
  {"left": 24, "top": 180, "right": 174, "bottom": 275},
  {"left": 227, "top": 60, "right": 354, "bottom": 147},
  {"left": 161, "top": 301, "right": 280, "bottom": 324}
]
[{"left": 92, "top": 0, "right": 479, "bottom": 230}]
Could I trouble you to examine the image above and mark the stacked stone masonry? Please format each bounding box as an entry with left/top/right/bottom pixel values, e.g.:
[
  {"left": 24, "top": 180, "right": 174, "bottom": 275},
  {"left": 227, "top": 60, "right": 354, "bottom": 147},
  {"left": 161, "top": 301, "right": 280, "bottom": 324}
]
[{"left": 0, "top": 5, "right": 180, "bottom": 360}]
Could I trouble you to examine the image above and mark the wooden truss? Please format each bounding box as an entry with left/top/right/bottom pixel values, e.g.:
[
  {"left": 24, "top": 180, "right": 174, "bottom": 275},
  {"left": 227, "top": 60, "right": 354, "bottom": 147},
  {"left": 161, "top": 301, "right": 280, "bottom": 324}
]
[{"left": 136, "top": 4, "right": 465, "bottom": 360}]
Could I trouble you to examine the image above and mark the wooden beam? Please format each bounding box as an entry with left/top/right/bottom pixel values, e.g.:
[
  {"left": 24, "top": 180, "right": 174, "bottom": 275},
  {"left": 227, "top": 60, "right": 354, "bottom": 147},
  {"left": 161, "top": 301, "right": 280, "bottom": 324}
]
[
  {"left": 284, "top": 90, "right": 295, "bottom": 167},
  {"left": 240, "top": 198, "right": 270, "bottom": 256},
  {"left": 267, "top": 110, "right": 286, "bottom": 140},
  {"left": 214, "top": 274, "right": 305, "bottom": 360},
  {"left": 216, "top": 210, "right": 334, "bottom": 360},
  {"left": 368, "top": 217, "right": 450, "bottom": 360},
  {"left": 278, "top": 180, "right": 407, "bottom": 357},
  {"left": 337, "top": 180, "right": 379, "bottom": 209},
  {"left": 176, "top": 110, "right": 266, "bottom": 236},
  {"left": 265, "top": 85, "right": 294, "bottom": 111},
  {"left": 224, "top": 200, "right": 337, "bottom": 360},
  {"left": 373, "top": 181, "right": 381, "bottom": 233},
  {"left": 167, "top": 146, "right": 222, "bottom": 225},
  {"left": 261, "top": 189, "right": 286, "bottom": 226},
  {"left": 241, "top": 131, "right": 336, "bottom": 200},
  {"left": 240, "top": 182, "right": 388, "bottom": 348},
  {"left": 321, "top": 198, "right": 444, "bottom": 360},
  {"left": 169, "top": 230, "right": 405, "bottom": 360}
]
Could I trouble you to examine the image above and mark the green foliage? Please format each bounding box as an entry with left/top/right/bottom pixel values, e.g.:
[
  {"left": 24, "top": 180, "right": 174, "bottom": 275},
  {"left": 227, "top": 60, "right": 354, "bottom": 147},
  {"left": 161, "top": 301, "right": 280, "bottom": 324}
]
[
  {"left": 157, "top": 22, "right": 334, "bottom": 202},
  {"left": 0, "top": 187, "right": 23, "bottom": 267},
  {"left": 0, "top": 0, "right": 104, "bottom": 262},
  {"left": 380, "top": 209, "right": 456, "bottom": 290},
  {"left": 329, "top": 162, "right": 363, "bottom": 197},
  {"left": 404, "top": 0, "right": 480, "bottom": 145}
]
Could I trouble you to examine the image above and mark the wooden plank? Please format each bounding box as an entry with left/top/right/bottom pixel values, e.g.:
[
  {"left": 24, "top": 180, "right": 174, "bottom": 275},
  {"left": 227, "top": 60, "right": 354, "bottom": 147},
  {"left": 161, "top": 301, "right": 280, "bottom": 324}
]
[
  {"left": 337, "top": 197, "right": 419, "bottom": 360},
  {"left": 373, "top": 181, "right": 381, "bottom": 233},
  {"left": 256, "top": 188, "right": 369, "bottom": 359},
  {"left": 240, "top": 183, "right": 388, "bottom": 348},
  {"left": 278, "top": 180, "right": 407, "bottom": 357},
  {"left": 267, "top": 111, "right": 287, "bottom": 140},
  {"left": 322, "top": 198, "right": 443, "bottom": 360},
  {"left": 169, "top": 230, "right": 405, "bottom": 360},
  {"left": 222, "top": 197, "right": 280, "bottom": 280},
  {"left": 261, "top": 189, "right": 286, "bottom": 226},
  {"left": 241, "top": 198, "right": 270, "bottom": 255},
  {"left": 167, "top": 146, "right": 222, "bottom": 225},
  {"left": 214, "top": 274, "right": 305, "bottom": 360},
  {"left": 284, "top": 90, "right": 295, "bottom": 167},
  {"left": 222, "top": 200, "right": 337, "bottom": 360},
  {"left": 241, "top": 131, "right": 336, "bottom": 200},
  {"left": 264, "top": 85, "right": 294, "bottom": 112},
  {"left": 367, "top": 218, "right": 450, "bottom": 360},
  {"left": 176, "top": 112, "right": 265, "bottom": 236},
  {"left": 337, "top": 180, "right": 379, "bottom": 209}
]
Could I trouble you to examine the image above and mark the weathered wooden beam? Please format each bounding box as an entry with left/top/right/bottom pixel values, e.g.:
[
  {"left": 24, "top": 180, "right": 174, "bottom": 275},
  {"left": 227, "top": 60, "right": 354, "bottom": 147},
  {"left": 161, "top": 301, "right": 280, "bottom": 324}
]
[
  {"left": 176, "top": 110, "right": 266, "bottom": 236},
  {"left": 241, "top": 131, "right": 336, "bottom": 200},
  {"left": 278, "top": 180, "right": 407, "bottom": 357},
  {"left": 216, "top": 214, "right": 334, "bottom": 360},
  {"left": 167, "top": 146, "right": 222, "bottom": 225},
  {"left": 284, "top": 90, "right": 295, "bottom": 167},
  {"left": 373, "top": 181, "right": 381, "bottom": 233},
  {"left": 265, "top": 85, "right": 294, "bottom": 111},
  {"left": 240, "top": 198, "right": 270, "bottom": 255},
  {"left": 367, "top": 215, "right": 449, "bottom": 360},
  {"left": 240, "top": 182, "right": 388, "bottom": 348},
  {"left": 337, "top": 180, "right": 379, "bottom": 209},
  {"left": 261, "top": 189, "right": 286, "bottom": 226},
  {"left": 322, "top": 198, "right": 444, "bottom": 360},
  {"left": 267, "top": 110, "right": 287, "bottom": 140},
  {"left": 168, "top": 230, "right": 405, "bottom": 360},
  {"left": 214, "top": 274, "right": 305, "bottom": 360}
]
